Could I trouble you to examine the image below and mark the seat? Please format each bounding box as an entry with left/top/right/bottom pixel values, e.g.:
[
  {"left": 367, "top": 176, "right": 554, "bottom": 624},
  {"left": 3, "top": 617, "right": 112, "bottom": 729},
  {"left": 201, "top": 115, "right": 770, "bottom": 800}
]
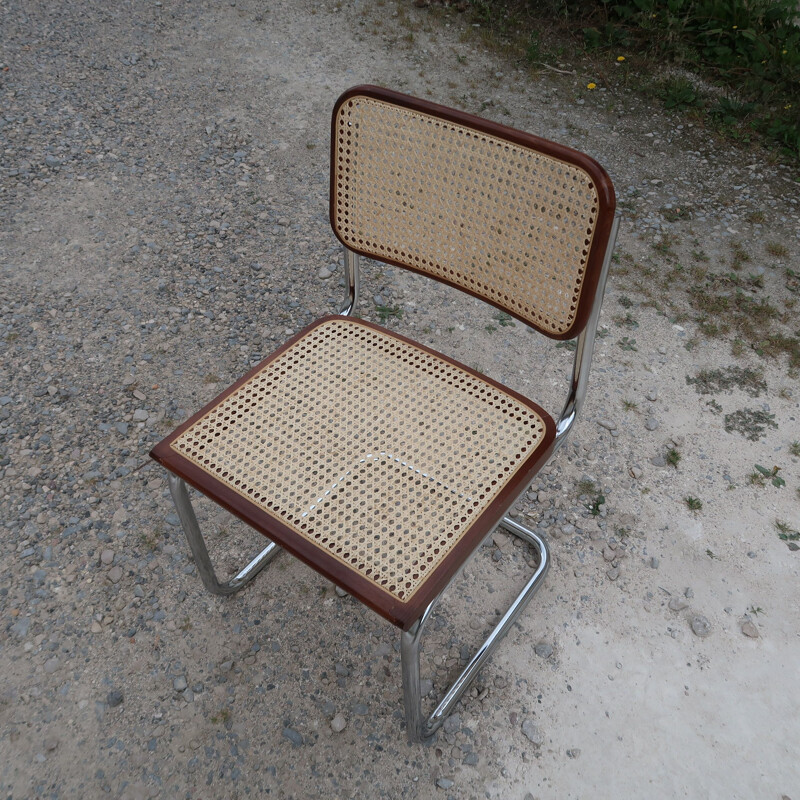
[{"left": 150, "top": 85, "right": 618, "bottom": 742}]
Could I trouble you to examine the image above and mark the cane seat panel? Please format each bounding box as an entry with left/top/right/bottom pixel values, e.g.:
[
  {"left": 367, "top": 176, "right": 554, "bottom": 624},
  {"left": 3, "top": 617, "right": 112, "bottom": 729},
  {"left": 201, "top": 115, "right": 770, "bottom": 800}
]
[{"left": 153, "top": 316, "right": 555, "bottom": 628}]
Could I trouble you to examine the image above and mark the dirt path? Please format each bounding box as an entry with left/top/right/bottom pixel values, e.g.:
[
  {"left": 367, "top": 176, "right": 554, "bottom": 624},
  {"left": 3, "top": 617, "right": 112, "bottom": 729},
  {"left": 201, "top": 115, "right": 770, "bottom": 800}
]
[{"left": 1, "top": 1, "right": 798, "bottom": 798}]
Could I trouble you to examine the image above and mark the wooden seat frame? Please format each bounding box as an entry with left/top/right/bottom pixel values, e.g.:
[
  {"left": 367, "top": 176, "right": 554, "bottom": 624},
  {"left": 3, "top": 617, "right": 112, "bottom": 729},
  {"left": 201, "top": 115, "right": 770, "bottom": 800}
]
[{"left": 151, "top": 86, "right": 618, "bottom": 742}]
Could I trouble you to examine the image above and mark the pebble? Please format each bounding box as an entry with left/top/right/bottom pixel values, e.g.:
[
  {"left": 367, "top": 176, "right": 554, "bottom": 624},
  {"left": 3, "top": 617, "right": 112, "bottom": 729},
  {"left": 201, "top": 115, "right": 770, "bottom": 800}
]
[
  {"left": 646, "top": 390, "right": 658, "bottom": 401},
  {"left": 606, "top": 566, "right": 620, "bottom": 581},
  {"left": 668, "top": 598, "right": 689, "bottom": 611},
  {"left": 334, "top": 585, "right": 348, "bottom": 598},
  {"left": 534, "top": 642, "right": 553, "bottom": 659},
  {"left": 318, "top": 267, "right": 333, "bottom": 279},
  {"left": 629, "top": 465, "right": 643, "bottom": 479},
  {"left": 650, "top": 455, "right": 667, "bottom": 467},
  {"left": 44, "top": 657, "right": 59, "bottom": 674},
  {"left": 690, "top": 615, "right": 712, "bottom": 637},
  {"left": 330, "top": 714, "right": 347, "bottom": 732},
  {"left": 741, "top": 620, "right": 759, "bottom": 638},
  {"left": 436, "top": 778, "right": 454, "bottom": 789},
  {"left": 521, "top": 719, "right": 543, "bottom": 746},
  {"left": 282, "top": 727, "right": 304, "bottom": 746},
  {"left": 173, "top": 676, "right": 188, "bottom": 692},
  {"left": 644, "top": 417, "right": 659, "bottom": 431},
  {"left": 597, "top": 419, "right": 616, "bottom": 431},
  {"left": 106, "top": 690, "right": 124, "bottom": 707},
  {"left": 108, "top": 566, "right": 123, "bottom": 584},
  {"left": 100, "top": 549, "right": 115, "bottom": 565},
  {"left": 443, "top": 713, "right": 461, "bottom": 735}
]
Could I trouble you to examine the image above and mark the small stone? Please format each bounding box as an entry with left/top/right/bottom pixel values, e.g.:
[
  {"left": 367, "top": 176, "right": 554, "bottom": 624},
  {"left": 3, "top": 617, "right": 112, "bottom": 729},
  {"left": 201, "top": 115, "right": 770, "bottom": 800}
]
[
  {"left": 45, "top": 737, "right": 59, "bottom": 752},
  {"left": 173, "top": 676, "right": 188, "bottom": 692},
  {"left": 108, "top": 566, "right": 123, "bottom": 584},
  {"left": 521, "top": 719, "right": 543, "bottom": 746},
  {"left": 420, "top": 678, "right": 433, "bottom": 697},
  {"left": 644, "top": 417, "right": 659, "bottom": 431},
  {"left": 669, "top": 598, "right": 689, "bottom": 612},
  {"left": 334, "top": 663, "right": 350, "bottom": 677},
  {"left": 330, "top": 714, "right": 347, "bottom": 732},
  {"left": 650, "top": 455, "right": 667, "bottom": 467},
  {"left": 646, "top": 390, "right": 658, "bottom": 401},
  {"left": 690, "top": 615, "right": 711, "bottom": 637},
  {"left": 443, "top": 713, "right": 461, "bottom": 734},
  {"left": 597, "top": 419, "right": 616, "bottom": 431},
  {"left": 282, "top": 727, "right": 303, "bottom": 746},
  {"left": 318, "top": 266, "right": 333, "bottom": 279},
  {"left": 566, "top": 748, "right": 582, "bottom": 759},
  {"left": 44, "top": 657, "right": 59, "bottom": 674},
  {"left": 650, "top": 557, "right": 660, "bottom": 569},
  {"left": 741, "top": 620, "right": 759, "bottom": 639},
  {"left": 606, "top": 566, "right": 620, "bottom": 581},
  {"left": 685, "top": 587, "right": 694, "bottom": 599},
  {"left": 100, "top": 549, "right": 115, "bottom": 565},
  {"left": 106, "top": 690, "right": 124, "bottom": 708},
  {"left": 436, "top": 778, "right": 454, "bottom": 790},
  {"left": 334, "top": 585, "right": 348, "bottom": 598},
  {"left": 45, "top": 154, "right": 61, "bottom": 168},
  {"left": 132, "top": 409, "right": 149, "bottom": 422},
  {"left": 603, "top": 546, "right": 617, "bottom": 562},
  {"left": 629, "top": 465, "right": 643, "bottom": 479},
  {"left": 534, "top": 642, "right": 553, "bottom": 659}
]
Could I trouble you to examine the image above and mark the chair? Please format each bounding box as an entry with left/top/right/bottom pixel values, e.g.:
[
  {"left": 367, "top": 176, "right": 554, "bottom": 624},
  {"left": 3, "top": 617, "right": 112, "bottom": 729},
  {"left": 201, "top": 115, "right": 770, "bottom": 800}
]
[{"left": 150, "top": 85, "right": 618, "bottom": 742}]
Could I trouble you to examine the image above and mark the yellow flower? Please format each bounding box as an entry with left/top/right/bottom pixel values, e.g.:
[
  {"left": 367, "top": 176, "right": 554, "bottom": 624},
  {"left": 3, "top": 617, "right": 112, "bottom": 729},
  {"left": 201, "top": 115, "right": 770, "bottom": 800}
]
[
  {"left": 782, "top": 49, "right": 788, "bottom": 54},
  {"left": 786, "top": 104, "right": 793, "bottom": 110},
  {"left": 732, "top": 25, "right": 738, "bottom": 29},
  {"left": 587, "top": 82, "right": 597, "bottom": 90},
  {"left": 617, "top": 56, "right": 626, "bottom": 62}
]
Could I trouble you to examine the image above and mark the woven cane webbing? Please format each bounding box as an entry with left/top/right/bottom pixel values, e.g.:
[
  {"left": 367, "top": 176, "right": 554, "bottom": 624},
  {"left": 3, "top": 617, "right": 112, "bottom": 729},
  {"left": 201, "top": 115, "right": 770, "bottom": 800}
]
[
  {"left": 170, "top": 318, "right": 549, "bottom": 604},
  {"left": 333, "top": 95, "right": 601, "bottom": 337}
]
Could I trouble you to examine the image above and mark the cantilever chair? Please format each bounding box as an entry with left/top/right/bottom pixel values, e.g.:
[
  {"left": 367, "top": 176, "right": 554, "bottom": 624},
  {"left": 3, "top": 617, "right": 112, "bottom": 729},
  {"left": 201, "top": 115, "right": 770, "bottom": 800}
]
[{"left": 151, "top": 85, "right": 618, "bottom": 742}]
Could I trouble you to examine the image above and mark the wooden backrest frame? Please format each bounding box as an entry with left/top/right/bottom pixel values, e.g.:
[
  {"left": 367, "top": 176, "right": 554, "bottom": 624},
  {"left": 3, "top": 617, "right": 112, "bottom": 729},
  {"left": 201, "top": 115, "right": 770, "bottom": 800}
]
[{"left": 329, "top": 85, "right": 616, "bottom": 340}]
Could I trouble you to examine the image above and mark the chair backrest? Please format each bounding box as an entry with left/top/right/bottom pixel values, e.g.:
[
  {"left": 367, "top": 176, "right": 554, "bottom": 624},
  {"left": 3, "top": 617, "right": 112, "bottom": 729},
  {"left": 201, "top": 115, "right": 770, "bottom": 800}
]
[{"left": 330, "top": 86, "right": 616, "bottom": 340}]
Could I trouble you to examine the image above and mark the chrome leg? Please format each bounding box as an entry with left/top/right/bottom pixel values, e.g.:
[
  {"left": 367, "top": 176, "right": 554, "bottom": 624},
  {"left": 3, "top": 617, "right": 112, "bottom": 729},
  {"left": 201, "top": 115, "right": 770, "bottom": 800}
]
[
  {"left": 339, "top": 246, "right": 360, "bottom": 317},
  {"left": 167, "top": 473, "right": 281, "bottom": 595},
  {"left": 401, "top": 516, "right": 550, "bottom": 742}
]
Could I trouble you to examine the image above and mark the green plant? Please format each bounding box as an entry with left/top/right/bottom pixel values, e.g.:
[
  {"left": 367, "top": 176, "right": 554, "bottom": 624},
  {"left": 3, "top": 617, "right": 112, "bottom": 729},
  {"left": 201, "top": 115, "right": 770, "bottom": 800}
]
[
  {"left": 789, "top": 441, "right": 800, "bottom": 457},
  {"left": 375, "top": 304, "right": 403, "bottom": 323},
  {"left": 494, "top": 311, "right": 516, "bottom": 327},
  {"left": 753, "top": 464, "right": 786, "bottom": 487},
  {"left": 775, "top": 519, "right": 799, "bottom": 540},
  {"left": 622, "top": 399, "right": 638, "bottom": 412},
  {"left": 684, "top": 495, "right": 703, "bottom": 512},
  {"left": 658, "top": 77, "right": 703, "bottom": 111},
  {"left": 766, "top": 242, "right": 789, "bottom": 258},
  {"left": 686, "top": 366, "right": 766, "bottom": 397},
  {"left": 724, "top": 408, "right": 778, "bottom": 441},
  {"left": 617, "top": 336, "right": 638, "bottom": 351},
  {"left": 666, "top": 447, "right": 681, "bottom": 468}
]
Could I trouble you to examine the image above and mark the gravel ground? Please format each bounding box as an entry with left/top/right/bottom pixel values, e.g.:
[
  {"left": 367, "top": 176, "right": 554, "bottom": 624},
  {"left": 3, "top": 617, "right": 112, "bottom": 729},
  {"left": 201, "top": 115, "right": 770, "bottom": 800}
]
[{"left": 1, "top": 1, "right": 799, "bottom": 798}]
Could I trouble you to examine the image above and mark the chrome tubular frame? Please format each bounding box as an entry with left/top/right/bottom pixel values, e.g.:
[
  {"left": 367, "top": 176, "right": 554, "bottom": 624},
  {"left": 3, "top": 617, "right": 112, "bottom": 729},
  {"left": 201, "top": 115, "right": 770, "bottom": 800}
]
[
  {"left": 168, "top": 473, "right": 281, "bottom": 596},
  {"left": 553, "top": 216, "right": 620, "bottom": 452},
  {"left": 339, "top": 247, "right": 360, "bottom": 317},
  {"left": 401, "top": 514, "right": 550, "bottom": 742}
]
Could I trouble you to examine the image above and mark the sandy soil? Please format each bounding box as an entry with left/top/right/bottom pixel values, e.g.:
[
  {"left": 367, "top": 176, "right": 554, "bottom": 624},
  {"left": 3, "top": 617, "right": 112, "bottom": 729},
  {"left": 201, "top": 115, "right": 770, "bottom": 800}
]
[{"left": 1, "top": 1, "right": 798, "bottom": 798}]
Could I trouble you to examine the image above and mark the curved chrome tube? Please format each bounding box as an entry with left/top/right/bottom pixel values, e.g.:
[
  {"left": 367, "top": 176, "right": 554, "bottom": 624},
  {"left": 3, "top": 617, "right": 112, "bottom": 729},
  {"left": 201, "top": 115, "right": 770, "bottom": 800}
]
[
  {"left": 554, "top": 215, "right": 620, "bottom": 451},
  {"left": 168, "top": 474, "right": 280, "bottom": 595},
  {"left": 401, "top": 516, "right": 551, "bottom": 742},
  {"left": 339, "top": 247, "right": 360, "bottom": 317}
]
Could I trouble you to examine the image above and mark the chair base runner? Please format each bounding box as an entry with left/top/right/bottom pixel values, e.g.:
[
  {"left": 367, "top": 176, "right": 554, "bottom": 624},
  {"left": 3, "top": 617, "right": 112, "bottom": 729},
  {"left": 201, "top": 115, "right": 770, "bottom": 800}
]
[
  {"left": 167, "top": 474, "right": 549, "bottom": 742},
  {"left": 401, "top": 516, "right": 550, "bottom": 742},
  {"left": 168, "top": 474, "right": 281, "bottom": 596}
]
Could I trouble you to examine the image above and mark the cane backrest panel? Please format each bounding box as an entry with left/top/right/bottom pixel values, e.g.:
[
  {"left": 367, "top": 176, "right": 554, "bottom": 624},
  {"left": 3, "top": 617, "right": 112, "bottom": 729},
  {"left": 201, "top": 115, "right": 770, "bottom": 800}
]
[{"left": 331, "top": 88, "right": 615, "bottom": 339}]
